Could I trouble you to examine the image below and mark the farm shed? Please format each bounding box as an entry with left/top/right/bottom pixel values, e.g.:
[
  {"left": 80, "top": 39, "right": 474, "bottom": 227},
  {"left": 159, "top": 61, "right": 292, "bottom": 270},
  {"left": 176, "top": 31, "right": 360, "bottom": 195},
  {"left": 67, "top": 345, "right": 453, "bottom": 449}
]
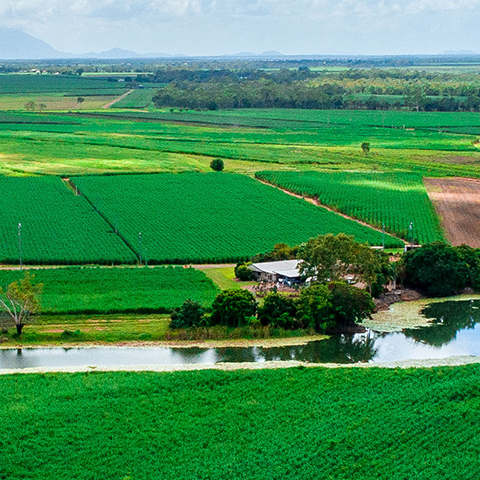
[{"left": 249, "top": 260, "right": 302, "bottom": 285}]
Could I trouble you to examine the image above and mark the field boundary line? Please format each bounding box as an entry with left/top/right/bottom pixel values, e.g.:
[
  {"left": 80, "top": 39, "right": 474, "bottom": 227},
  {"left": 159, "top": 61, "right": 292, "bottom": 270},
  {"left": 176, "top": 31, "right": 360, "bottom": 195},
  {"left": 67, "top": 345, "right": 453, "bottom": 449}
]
[
  {"left": 103, "top": 90, "right": 134, "bottom": 109},
  {"left": 66, "top": 178, "right": 140, "bottom": 261},
  {"left": 256, "top": 178, "right": 407, "bottom": 244}
]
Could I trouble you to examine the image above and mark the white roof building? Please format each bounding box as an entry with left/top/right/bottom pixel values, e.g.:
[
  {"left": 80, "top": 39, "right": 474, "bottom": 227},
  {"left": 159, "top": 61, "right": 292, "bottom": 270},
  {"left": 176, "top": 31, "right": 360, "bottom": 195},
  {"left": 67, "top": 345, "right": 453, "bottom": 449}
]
[{"left": 249, "top": 260, "right": 301, "bottom": 282}]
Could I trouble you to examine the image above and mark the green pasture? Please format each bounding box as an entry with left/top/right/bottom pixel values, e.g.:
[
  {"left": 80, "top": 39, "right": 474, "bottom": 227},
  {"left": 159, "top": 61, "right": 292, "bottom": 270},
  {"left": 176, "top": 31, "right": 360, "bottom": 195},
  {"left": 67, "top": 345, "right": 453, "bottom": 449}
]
[
  {"left": 0, "top": 93, "right": 116, "bottom": 111},
  {"left": 0, "top": 313, "right": 171, "bottom": 345},
  {"left": 0, "top": 266, "right": 219, "bottom": 315},
  {"left": 0, "top": 111, "right": 479, "bottom": 178},
  {"left": 2, "top": 365, "right": 480, "bottom": 479},
  {"left": 256, "top": 171, "right": 444, "bottom": 244}
]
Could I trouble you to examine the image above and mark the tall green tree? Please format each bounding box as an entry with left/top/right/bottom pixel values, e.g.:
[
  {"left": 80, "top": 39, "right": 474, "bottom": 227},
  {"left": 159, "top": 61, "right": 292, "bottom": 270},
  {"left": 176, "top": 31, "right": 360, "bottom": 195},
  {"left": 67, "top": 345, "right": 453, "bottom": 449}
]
[
  {"left": 0, "top": 273, "right": 43, "bottom": 335},
  {"left": 211, "top": 289, "right": 257, "bottom": 328},
  {"left": 298, "top": 233, "right": 384, "bottom": 289}
]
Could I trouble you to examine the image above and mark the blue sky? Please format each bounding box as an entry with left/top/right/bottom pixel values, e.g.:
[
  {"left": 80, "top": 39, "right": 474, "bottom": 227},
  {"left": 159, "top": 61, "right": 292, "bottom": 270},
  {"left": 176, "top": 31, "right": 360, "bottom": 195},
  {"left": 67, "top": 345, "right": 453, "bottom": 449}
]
[{"left": 0, "top": 0, "right": 479, "bottom": 55}]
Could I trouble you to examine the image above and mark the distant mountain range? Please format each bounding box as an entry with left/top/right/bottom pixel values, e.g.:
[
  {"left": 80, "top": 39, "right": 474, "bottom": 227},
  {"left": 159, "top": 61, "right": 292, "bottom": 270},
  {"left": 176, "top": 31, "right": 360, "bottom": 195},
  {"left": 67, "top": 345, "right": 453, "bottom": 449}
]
[
  {"left": 0, "top": 28, "right": 479, "bottom": 60},
  {"left": 0, "top": 28, "right": 288, "bottom": 60},
  {"left": 0, "top": 29, "right": 173, "bottom": 59}
]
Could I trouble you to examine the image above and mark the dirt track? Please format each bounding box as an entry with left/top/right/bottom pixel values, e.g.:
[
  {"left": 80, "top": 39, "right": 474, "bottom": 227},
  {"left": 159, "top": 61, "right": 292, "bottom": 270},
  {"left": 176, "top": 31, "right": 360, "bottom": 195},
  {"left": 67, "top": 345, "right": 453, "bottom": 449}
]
[{"left": 425, "top": 177, "right": 480, "bottom": 248}]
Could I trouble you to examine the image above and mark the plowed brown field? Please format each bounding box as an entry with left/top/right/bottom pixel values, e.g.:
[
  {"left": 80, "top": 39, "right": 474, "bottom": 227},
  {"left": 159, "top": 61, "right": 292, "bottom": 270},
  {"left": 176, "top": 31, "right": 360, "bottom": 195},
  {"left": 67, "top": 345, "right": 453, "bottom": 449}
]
[{"left": 425, "top": 177, "right": 480, "bottom": 247}]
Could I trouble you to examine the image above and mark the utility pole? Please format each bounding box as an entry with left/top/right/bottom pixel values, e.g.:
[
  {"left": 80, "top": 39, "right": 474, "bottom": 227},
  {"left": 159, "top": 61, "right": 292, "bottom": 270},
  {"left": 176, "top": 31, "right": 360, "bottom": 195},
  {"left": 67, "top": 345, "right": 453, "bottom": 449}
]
[
  {"left": 409, "top": 222, "right": 414, "bottom": 246},
  {"left": 138, "top": 232, "right": 143, "bottom": 265},
  {"left": 18, "top": 223, "right": 23, "bottom": 271}
]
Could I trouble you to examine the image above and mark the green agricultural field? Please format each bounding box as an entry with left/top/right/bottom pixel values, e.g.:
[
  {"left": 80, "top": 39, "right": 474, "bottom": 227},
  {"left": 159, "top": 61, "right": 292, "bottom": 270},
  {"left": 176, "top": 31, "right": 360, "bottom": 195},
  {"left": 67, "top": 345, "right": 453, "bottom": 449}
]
[
  {"left": 1, "top": 365, "right": 480, "bottom": 479},
  {"left": 256, "top": 171, "right": 444, "bottom": 243},
  {"left": 72, "top": 173, "right": 401, "bottom": 264},
  {"left": 0, "top": 176, "right": 135, "bottom": 265},
  {"left": 1, "top": 110, "right": 480, "bottom": 178},
  {"left": 0, "top": 74, "right": 125, "bottom": 95},
  {"left": 0, "top": 266, "right": 219, "bottom": 314},
  {"left": 0, "top": 94, "right": 116, "bottom": 111},
  {"left": 111, "top": 89, "right": 155, "bottom": 109}
]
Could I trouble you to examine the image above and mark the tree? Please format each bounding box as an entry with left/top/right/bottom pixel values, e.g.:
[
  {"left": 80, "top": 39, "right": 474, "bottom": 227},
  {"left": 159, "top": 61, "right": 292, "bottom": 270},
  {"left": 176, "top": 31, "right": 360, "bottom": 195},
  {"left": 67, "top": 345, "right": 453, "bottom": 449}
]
[
  {"left": 169, "top": 299, "right": 205, "bottom": 329},
  {"left": 0, "top": 273, "right": 43, "bottom": 335},
  {"left": 251, "top": 242, "right": 299, "bottom": 263},
  {"left": 211, "top": 289, "right": 257, "bottom": 328},
  {"left": 210, "top": 158, "right": 224, "bottom": 171},
  {"left": 77, "top": 97, "right": 85, "bottom": 104},
  {"left": 38, "top": 103, "right": 47, "bottom": 112},
  {"left": 327, "top": 282, "right": 375, "bottom": 327},
  {"left": 24, "top": 101, "right": 36, "bottom": 112},
  {"left": 361, "top": 142, "right": 370, "bottom": 156},
  {"left": 298, "top": 234, "right": 355, "bottom": 284},
  {"left": 234, "top": 262, "right": 253, "bottom": 281},
  {"left": 295, "top": 284, "right": 334, "bottom": 332},
  {"left": 298, "top": 234, "right": 385, "bottom": 290},
  {"left": 403, "top": 243, "right": 469, "bottom": 297},
  {"left": 404, "top": 85, "right": 427, "bottom": 112},
  {"left": 257, "top": 292, "right": 297, "bottom": 328}
]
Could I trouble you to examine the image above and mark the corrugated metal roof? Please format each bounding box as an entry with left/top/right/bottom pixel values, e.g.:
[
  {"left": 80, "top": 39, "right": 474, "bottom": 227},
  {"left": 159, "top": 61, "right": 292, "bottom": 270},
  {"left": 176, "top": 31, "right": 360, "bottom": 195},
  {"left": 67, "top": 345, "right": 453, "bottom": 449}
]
[{"left": 250, "top": 260, "right": 300, "bottom": 276}]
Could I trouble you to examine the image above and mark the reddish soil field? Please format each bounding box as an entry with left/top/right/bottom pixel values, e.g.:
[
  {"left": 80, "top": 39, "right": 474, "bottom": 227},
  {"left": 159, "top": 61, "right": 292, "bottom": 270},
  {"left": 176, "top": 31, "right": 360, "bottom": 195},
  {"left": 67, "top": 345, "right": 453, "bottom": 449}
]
[{"left": 425, "top": 177, "right": 480, "bottom": 248}]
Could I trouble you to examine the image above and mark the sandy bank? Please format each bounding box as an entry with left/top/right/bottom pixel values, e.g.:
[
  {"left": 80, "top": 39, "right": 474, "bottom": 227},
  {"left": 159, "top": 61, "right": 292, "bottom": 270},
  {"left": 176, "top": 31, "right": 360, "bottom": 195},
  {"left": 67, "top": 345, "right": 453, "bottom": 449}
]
[{"left": 1, "top": 355, "right": 479, "bottom": 375}]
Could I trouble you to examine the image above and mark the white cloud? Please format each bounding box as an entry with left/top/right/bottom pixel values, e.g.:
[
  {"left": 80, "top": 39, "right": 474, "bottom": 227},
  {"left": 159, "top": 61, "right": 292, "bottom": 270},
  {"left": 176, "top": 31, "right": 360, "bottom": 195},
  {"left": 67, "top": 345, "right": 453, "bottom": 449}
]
[{"left": 0, "top": 0, "right": 478, "bottom": 55}]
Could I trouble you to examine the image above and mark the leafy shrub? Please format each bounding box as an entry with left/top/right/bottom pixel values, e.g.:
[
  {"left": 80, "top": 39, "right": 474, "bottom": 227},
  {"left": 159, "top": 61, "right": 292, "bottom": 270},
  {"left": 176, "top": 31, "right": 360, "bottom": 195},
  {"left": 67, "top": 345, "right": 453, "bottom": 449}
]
[
  {"left": 234, "top": 262, "right": 254, "bottom": 281},
  {"left": 258, "top": 293, "right": 297, "bottom": 329},
  {"left": 170, "top": 299, "right": 205, "bottom": 329},
  {"left": 404, "top": 243, "right": 469, "bottom": 296},
  {"left": 210, "top": 158, "right": 224, "bottom": 171},
  {"left": 296, "top": 284, "right": 334, "bottom": 332},
  {"left": 211, "top": 289, "right": 257, "bottom": 328},
  {"left": 327, "top": 282, "right": 375, "bottom": 327}
]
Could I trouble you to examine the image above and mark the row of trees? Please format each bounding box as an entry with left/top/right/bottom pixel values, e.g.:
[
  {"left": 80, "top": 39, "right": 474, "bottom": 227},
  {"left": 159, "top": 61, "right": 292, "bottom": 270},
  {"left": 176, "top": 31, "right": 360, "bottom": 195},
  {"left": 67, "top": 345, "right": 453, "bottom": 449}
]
[
  {"left": 170, "top": 282, "right": 375, "bottom": 334},
  {"left": 152, "top": 80, "right": 480, "bottom": 111}
]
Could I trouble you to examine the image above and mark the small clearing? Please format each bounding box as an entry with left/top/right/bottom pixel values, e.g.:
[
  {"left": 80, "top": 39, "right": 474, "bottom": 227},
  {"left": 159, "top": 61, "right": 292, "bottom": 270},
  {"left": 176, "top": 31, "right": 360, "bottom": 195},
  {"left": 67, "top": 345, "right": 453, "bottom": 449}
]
[{"left": 425, "top": 177, "right": 480, "bottom": 247}]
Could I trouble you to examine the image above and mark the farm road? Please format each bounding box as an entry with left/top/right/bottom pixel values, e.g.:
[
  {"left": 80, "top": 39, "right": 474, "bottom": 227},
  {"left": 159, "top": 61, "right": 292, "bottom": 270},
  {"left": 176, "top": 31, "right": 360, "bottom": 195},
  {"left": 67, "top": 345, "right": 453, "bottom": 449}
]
[{"left": 103, "top": 90, "right": 134, "bottom": 109}]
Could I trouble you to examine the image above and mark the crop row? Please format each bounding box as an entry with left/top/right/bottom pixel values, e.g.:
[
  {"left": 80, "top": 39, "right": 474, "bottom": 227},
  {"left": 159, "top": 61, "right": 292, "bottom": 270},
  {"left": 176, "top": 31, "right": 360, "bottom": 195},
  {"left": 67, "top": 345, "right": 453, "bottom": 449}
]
[
  {"left": 1, "top": 366, "right": 480, "bottom": 479},
  {"left": 72, "top": 173, "right": 401, "bottom": 264},
  {"left": 256, "top": 171, "right": 445, "bottom": 244},
  {"left": 0, "top": 266, "right": 219, "bottom": 314},
  {"left": 0, "top": 177, "right": 135, "bottom": 265}
]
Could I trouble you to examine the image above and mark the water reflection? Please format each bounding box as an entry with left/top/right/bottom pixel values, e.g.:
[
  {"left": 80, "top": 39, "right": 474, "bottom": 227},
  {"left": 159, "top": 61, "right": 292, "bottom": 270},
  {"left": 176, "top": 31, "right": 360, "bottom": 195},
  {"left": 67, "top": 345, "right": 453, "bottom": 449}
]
[
  {"left": 404, "top": 300, "right": 480, "bottom": 347},
  {"left": 2, "top": 300, "right": 480, "bottom": 369}
]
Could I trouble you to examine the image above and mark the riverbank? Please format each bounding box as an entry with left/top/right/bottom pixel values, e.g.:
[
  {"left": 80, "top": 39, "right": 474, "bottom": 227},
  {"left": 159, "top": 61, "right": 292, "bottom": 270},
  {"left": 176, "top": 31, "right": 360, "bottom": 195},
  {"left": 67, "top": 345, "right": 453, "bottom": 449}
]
[
  {"left": 364, "top": 293, "right": 480, "bottom": 332},
  {"left": 1, "top": 354, "right": 479, "bottom": 375},
  {"left": 0, "top": 334, "right": 326, "bottom": 350}
]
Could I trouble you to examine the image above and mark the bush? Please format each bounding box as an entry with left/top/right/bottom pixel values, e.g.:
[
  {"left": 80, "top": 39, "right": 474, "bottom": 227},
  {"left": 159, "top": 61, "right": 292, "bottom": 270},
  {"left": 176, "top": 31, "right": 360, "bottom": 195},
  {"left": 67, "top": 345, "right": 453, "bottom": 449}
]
[
  {"left": 211, "top": 289, "right": 257, "bottom": 328},
  {"left": 404, "top": 243, "right": 469, "bottom": 296},
  {"left": 234, "top": 262, "right": 254, "bottom": 281},
  {"left": 210, "top": 158, "right": 224, "bottom": 172},
  {"left": 170, "top": 299, "right": 205, "bottom": 329},
  {"left": 296, "top": 284, "right": 334, "bottom": 332},
  {"left": 327, "top": 282, "right": 375, "bottom": 327},
  {"left": 456, "top": 244, "right": 480, "bottom": 290},
  {"left": 258, "top": 292, "right": 297, "bottom": 328}
]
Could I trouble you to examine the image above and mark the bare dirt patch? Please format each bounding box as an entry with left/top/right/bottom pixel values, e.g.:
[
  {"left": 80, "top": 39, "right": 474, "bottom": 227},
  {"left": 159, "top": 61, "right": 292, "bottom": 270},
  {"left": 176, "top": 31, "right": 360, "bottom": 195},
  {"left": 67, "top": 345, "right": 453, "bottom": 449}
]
[{"left": 425, "top": 177, "right": 480, "bottom": 247}]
